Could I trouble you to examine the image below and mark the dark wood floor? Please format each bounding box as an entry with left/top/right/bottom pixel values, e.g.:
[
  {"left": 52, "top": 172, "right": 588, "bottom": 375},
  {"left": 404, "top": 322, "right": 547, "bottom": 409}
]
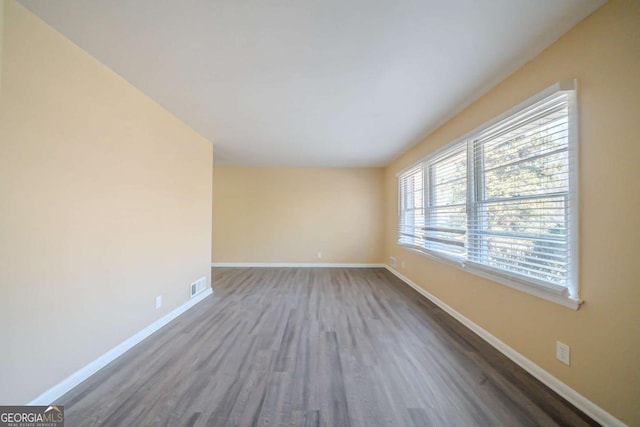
[{"left": 59, "top": 268, "right": 598, "bottom": 426}]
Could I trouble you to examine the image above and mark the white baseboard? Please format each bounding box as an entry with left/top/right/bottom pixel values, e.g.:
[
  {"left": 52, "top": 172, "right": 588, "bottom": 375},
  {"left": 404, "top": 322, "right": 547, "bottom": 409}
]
[
  {"left": 384, "top": 265, "right": 626, "bottom": 427},
  {"left": 211, "top": 262, "right": 385, "bottom": 268},
  {"left": 27, "top": 288, "right": 213, "bottom": 405}
]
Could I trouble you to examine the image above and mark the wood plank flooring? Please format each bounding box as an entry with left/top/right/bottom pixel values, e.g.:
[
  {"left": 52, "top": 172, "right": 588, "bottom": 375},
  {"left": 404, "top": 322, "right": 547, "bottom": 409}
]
[{"left": 58, "top": 268, "right": 598, "bottom": 426}]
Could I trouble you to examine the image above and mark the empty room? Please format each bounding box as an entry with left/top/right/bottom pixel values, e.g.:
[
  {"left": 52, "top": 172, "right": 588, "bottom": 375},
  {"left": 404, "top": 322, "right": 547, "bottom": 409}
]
[{"left": 1, "top": 0, "right": 638, "bottom": 426}]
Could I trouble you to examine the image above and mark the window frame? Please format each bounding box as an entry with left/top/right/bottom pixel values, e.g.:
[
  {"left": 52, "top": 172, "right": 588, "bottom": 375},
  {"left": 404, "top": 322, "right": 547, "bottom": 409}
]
[{"left": 396, "top": 80, "right": 580, "bottom": 309}]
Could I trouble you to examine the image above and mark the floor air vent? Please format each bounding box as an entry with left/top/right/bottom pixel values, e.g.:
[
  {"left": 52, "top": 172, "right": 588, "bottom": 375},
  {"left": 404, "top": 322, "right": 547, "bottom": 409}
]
[{"left": 190, "top": 276, "right": 207, "bottom": 298}]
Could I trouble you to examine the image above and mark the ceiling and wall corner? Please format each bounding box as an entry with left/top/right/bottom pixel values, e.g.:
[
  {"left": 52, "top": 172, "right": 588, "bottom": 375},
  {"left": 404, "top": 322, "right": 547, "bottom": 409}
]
[{"left": 18, "top": 0, "right": 605, "bottom": 167}]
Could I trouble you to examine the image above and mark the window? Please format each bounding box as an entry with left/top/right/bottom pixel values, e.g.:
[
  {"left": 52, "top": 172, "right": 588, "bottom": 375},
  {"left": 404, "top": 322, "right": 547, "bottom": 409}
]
[
  {"left": 397, "top": 81, "right": 579, "bottom": 309},
  {"left": 399, "top": 164, "right": 425, "bottom": 248}
]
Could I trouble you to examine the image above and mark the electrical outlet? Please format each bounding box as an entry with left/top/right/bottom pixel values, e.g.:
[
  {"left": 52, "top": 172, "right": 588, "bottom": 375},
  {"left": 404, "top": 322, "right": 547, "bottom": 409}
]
[
  {"left": 317, "top": 251, "right": 323, "bottom": 259},
  {"left": 556, "top": 341, "right": 570, "bottom": 365},
  {"left": 389, "top": 257, "right": 397, "bottom": 267},
  {"left": 155, "top": 295, "right": 162, "bottom": 309},
  {"left": 401, "top": 260, "right": 405, "bottom": 269}
]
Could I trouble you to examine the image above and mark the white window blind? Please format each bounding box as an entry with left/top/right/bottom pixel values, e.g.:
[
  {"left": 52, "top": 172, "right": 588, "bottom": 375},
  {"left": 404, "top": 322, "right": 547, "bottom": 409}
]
[
  {"left": 467, "top": 92, "right": 572, "bottom": 288},
  {"left": 398, "top": 164, "right": 425, "bottom": 248},
  {"left": 397, "top": 81, "right": 579, "bottom": 308},
  {"left": 424, "top": 142, "right": 467, "bottom": 256}
]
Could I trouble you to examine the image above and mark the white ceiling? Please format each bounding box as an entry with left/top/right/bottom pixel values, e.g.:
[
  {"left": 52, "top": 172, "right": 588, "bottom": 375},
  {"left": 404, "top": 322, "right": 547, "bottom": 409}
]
[{"left": 19, "top": 0, "right": 604, "bottom": 167}]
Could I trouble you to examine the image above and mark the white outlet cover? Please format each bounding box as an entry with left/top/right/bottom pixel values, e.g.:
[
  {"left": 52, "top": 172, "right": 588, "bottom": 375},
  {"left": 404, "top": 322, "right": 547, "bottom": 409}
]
[
  {"left": 556, "top": 341, "right": 570, "bottom": 365},
  {"left": 155, "top": 295, "right": 162, "bottom": 309},
  {"left": 389, "top": 257, "right": 397, "bottom": 267},
  {"left": 317, "top": 251, "right": 322, "bottom": 259}
]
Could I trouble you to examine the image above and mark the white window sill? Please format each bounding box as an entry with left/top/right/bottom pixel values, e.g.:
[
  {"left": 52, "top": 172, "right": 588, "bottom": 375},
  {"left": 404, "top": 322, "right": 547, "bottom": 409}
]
[{"left": 398, "top": 243, "right": 582, "bottom": 310}]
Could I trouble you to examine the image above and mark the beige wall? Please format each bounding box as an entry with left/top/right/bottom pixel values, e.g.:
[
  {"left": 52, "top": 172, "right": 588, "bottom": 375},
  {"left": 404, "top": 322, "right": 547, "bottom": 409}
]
[
  {"left": 0, "top": 1, "right": 212, "bottom": 404},
  {"left": 0, "top": 0, "right": 4, "bottom": 93},
  {"left": 384, "top": 0, "right": 639, "bottom": 424},
  {"left": 213, "top": 167, "right": 384, "bottom": 264}
]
